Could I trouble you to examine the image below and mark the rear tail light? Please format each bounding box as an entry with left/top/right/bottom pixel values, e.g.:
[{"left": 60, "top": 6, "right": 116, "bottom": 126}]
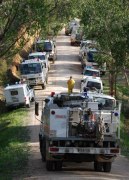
[
  {"left": 110, "top": 148, "right": 119, "bottom": 154},
  {"left": 50, "top": 147, "right": 59, "bottom": 152},
  {"left": 51, "top": 92, "right": 55, "bottom": 97}
]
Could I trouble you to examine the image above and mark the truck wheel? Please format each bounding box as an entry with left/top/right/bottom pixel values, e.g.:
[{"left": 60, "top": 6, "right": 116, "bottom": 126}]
[
  {"left": 26, "top": 100, "right": 30, "bottom": 108},
  {"left": 103, "top": 162, "right": 111, "bottom": 172},
  {"left": 40, "top": 137, "right": 46, "bottom": 162},
  {"left": 42, "top": 82, "right": 46, "bottom": 89},
  {"left": 94, "top": 162, "right": 103, "bottom": 172},
  {"left": 46, "top": 160, "right": 54, "bottom": 171},
  {"left": 55, "top": 161, "right": 62, "bottom": 171},
  {"left": 31, "top": 97, "right": 35, "bottom": 102},
  {"left": 46, "top": 76, "right": 48, "bottom": 84}
]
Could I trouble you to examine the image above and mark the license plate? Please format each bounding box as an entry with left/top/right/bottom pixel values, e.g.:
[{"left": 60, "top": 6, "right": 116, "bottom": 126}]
[
  {"left": 12, "top": 97, "right": 19, "bottom": 102},
  {"left": 29, "top": 80, "right": 36, "bottom": 84},
  {"left": 78, "top": 148, "right": 90, "bottom": 153}
]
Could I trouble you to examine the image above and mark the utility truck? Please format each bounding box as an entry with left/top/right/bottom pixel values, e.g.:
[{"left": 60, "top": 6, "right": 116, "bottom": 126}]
[
  {"left": 82, "top": 48, "right": 106, "bottom": 75},
  {"left": 28, "top": 52, "right": 50, "bottom": 71},
  {"left": 81, "top": 76, "right": 103, "bottom": 93},
  {"left": 37, "top": 92, "right": 121, "bottom": 172},
  {"left": 34, "top": 39, "right": 57, "bottom": 63},
  {"left": 4, "top": 82, "right": 35, "bottom": 108},
  {"left": 82, "top": 66, "right": 100, "bottom": 79},
  {"left": 20, "top": 59, "right": 48, "bottom": 89}
]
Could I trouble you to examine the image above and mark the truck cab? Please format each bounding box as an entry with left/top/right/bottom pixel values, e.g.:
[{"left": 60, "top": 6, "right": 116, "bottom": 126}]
[
  {"left": 4, "top": 83, "right": 35, "bottom": 108},
  {"left": 28, "top": 52, "right": 50, "bottom": 72},
  {"left": 20, "top": 59, "right": 47, "bottom": 89}
]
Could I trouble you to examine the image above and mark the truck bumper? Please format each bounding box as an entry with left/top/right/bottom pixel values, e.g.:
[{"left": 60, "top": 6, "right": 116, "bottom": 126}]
[{"left": 46, "top": 146, "right": 120, "bottom": 162}]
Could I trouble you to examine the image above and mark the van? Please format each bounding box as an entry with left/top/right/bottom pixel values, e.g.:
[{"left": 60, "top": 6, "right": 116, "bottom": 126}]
[{"left": 4, "top": 83, "right": 35, "bottom": 108}]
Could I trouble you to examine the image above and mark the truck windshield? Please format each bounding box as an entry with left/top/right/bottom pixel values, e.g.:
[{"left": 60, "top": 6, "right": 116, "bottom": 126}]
[
  {"left": 29, "top": 55, "right": 45, "bottom": 60},
  {"left": 87, "top": 81, "right": 101, "bottom": 90},
  {"left": 36, "top": 42, "right": 52, "bottom": 52},
  {"left": 84, "top": 70, "right": 99, "bottom": 77},
  {"left": 94, "top": 97, "right": 115, "bottom": 110},
  {"left": 44, "top": 42, "right": 52, "bottom": 52},
  {"left": 20, "top": 63, "right": 42, "bottom": 75},
  {"left": 87, "top": 50, "right": 98, "bottom": 62}
]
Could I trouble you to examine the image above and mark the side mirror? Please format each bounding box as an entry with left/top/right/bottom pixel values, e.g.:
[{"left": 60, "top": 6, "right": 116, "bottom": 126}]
[
  {"left": 103, "top": 83, "right": 105, "bottom": 86},
  {"left": 35, "top": 102, "right": 39, "bottom": 116}
]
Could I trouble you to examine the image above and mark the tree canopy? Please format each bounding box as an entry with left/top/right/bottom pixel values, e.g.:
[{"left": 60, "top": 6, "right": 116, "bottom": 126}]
[
  {"left": 81, "top": 0, "right": 129, "bottom": 94},
  {"left": 0, "top": 0, "right": 79, "bottom": 59}
]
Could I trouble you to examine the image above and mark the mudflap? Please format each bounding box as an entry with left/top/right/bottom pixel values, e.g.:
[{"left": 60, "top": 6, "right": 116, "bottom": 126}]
[{"left": 95, "top": 154, "right": 116, "bottom": 163}]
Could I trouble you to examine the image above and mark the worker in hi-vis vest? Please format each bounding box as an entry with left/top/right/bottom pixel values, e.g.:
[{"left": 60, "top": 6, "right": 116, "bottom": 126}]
[{"left": 67, "top": 76, "right": 75, "bottom": 94}]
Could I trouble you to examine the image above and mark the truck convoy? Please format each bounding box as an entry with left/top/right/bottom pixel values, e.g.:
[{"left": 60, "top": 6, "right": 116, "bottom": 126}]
[{"left": 38, "top": 91, "right": 121, "bottom": 172}]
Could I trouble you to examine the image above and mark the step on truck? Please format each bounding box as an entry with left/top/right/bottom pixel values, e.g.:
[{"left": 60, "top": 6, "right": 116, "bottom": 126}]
[{"left": 37, "top": 92, "right": 121, "bottom": 171}]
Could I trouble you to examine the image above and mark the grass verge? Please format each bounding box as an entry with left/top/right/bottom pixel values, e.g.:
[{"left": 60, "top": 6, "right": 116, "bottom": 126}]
[
  {"left": 0, "top": 108, "right": 29, "bottom": 179},
  {"left": 120, "top": 114, "right": 129, "bottom": 158}
]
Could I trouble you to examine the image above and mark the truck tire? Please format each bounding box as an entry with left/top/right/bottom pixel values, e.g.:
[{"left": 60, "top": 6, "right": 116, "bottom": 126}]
[
  {"left": 52, "top": 59, "right": 55, "bottom": 64},
  {"left": 26, "top": 100, "right": 30, "bottom": 108},
  {"left": 31, "top": 97, "right": 35, "bottom": 102},
  {"left": 103, "top": 162, "right": 111, "bottom": 172},
  {"left": 94, "top": 162, "right": 103, "bottom": 172},
  {"left": 46, "top": 76, "right": 48, "bottom": 84},
  {"left": 55, "top": 161, "right": 62, "bottom": 171},
  {"left": 71, "top": 42, "right": 74, "bottom": 46},
  {"left": 40, "top": 137, "right": 46, "bottom": 162},
  {"left": 46, "top": 160, "right": 54, "bottom": 171},
  {"left": 42, "top": 82, "right": 46, "bottom": 89}
]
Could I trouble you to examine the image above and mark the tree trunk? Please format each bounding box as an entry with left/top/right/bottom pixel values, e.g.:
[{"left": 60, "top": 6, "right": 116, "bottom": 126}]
[{"left": 123, "top": 66, "right": 129, "bottom": 86}]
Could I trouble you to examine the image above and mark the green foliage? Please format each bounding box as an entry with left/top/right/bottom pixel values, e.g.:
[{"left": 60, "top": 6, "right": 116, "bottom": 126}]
[
  {"left": 81, "top": 0, "right": 129, "bottom": 69},
  {"left": 120, "top": 114, "right": 129, "bottom": 157},
  {"left": 0, "top": 60, "right": 8, "bottom": 85},
  {"left": 0, "top": 0, "right": 81, "bottom": 60},
  {"left": 0, "top": 109, "right": 29, "bottom": 178}
]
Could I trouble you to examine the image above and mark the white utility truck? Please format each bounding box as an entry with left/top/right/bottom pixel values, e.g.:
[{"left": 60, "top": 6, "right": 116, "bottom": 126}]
[
  {"left": 38, "top": 92, "right": 121, "bottom": 171},
  {"left": 82, "top": 48, "right": 106, "bottom": 75},
  {"left": 20, "top": 59, "right": 48, "bottom": 89},
  {"left": 4, "top": 82, "right": 35, "bottom": 108},
  {"left": 82, "top": 66, "right": 100, "bottom": 79},
  {"left": 28, "top": 52, "right": 50, "bottom": 71},
  {"left": 81, "top": 76, "right": 103, "bottom": 93}
]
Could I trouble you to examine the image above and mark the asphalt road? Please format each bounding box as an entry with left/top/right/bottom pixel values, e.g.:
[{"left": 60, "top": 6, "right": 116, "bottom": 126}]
[{"left": 19, "top": 29, "right": 129, "bottom": 180}]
